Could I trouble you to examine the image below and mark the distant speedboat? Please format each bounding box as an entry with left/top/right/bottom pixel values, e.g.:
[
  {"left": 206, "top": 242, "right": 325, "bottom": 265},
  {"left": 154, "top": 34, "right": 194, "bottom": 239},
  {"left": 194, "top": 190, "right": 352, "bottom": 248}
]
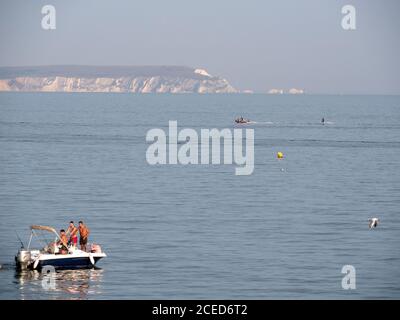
[
  {"left": 235, "top": 118, "right": 251, "bottom": 124},
  {"left": 15, "top": 225, "right": 106, "bottom": 270}
]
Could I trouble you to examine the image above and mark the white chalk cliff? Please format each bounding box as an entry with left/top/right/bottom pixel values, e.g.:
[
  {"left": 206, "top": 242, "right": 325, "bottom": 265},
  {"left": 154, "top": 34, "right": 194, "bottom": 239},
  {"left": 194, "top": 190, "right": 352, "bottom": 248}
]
[{"left": 0, "top": 66, "right": 237, "bottom": 93}]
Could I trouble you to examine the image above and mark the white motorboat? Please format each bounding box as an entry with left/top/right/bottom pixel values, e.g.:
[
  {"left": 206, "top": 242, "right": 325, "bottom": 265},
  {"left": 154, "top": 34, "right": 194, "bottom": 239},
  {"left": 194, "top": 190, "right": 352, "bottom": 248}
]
[{"left": 15, "top": 225, "right": 106, "bottom": 270}]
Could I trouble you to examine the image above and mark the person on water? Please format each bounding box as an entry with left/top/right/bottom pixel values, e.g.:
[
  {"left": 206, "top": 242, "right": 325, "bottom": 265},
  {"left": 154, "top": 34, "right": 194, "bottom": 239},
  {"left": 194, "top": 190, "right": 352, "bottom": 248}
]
[
  {"left": 78, "top": 221, "right": 90, "bottom": 252},
  {"left": 66, "top": 221, "right": 78, "bottom": 248},
  {"left": 57, "top": 229, "right": 69, "bottom": 254},
  {"left": 321, "top": 117, "right": 325, "bottom": 125}
]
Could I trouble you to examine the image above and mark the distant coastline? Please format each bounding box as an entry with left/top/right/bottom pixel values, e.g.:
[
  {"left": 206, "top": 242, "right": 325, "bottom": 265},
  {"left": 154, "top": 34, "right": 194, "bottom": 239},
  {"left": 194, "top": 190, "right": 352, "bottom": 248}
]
[{"left": 0, "top": 65, "right": 237, "bottom": 94}]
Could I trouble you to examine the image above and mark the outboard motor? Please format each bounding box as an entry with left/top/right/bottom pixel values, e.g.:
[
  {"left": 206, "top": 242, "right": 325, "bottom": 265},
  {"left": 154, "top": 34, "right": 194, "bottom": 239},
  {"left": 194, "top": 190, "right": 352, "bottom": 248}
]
[{"left": 16, "top": 250, "right": 31, "bottom": 269}]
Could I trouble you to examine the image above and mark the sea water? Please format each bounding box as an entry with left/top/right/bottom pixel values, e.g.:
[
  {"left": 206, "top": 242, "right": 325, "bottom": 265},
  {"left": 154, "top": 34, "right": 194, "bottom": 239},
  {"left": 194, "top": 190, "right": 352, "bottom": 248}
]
[{"left": 0, "top": 93, "right": 399, "bottom": 299}]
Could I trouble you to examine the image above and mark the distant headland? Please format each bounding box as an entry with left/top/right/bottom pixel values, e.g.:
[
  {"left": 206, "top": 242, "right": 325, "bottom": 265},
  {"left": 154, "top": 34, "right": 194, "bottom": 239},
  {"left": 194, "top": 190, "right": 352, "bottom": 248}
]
[{"left": 0, "top": 65, "right": 237, "bottom": 93}]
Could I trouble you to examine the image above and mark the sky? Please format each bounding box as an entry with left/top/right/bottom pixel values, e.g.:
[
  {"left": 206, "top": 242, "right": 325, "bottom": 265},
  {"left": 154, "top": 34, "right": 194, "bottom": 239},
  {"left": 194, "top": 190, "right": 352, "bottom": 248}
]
[{"left": 0, "top": 0, "right": 399, "bottom": 94}]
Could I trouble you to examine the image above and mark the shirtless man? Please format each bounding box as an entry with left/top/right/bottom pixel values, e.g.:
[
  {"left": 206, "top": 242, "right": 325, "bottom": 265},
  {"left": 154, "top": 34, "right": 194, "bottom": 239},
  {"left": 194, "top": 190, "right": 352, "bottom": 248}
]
[
  {"left": 57, "top": 229, "right": 69, "bottom": 254},
  {"left": 78, "top": 221, "right": 90, "bottom": 252},
  {"left": 66, "top": 221, "right": 78, "bottom": 248}
]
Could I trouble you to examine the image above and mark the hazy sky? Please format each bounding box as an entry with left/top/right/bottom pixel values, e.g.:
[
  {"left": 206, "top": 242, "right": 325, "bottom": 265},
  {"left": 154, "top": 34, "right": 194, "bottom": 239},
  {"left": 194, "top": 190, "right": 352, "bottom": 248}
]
[{"left": 0, "top": 0, "right": 399, "bottom": 94}]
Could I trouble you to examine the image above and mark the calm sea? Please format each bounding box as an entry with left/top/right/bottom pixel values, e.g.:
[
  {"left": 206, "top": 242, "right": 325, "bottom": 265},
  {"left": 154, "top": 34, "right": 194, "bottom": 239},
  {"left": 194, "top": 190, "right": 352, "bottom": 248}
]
[{"left": 0, "top": 93, "right": 399, "bottom": 299}]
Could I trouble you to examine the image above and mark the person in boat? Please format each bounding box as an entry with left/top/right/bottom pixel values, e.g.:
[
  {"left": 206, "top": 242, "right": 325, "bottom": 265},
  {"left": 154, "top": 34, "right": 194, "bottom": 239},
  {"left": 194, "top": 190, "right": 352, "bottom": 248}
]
[
  {"left": 78, "top": 221, "right": 90, "bottom": 252},
  {"left": 321, "top": 117, "right": 325, "bottom": 125},
  {"left": 57, "top": 229, "right": 69, "bottom": 254},
  {"left": 66, "top": 221, "right": 78, "bottom": 248}
]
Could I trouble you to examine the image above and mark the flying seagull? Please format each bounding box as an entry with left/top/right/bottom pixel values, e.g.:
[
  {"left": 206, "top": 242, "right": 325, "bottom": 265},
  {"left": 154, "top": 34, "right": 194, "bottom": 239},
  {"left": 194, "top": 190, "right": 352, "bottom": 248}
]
[{"left": 368, "top": 218, "right": 380, "bottom": 229}]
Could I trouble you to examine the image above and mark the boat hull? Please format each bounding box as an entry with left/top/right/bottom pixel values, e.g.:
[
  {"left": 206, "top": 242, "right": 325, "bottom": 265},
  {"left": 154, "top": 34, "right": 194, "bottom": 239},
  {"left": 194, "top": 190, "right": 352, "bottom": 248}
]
[
  {"left": 35, "top": 256, "right": 103, "bottom": 270},
  {"left": 16, "top": 250, "right": 106, "bottom": 270}
]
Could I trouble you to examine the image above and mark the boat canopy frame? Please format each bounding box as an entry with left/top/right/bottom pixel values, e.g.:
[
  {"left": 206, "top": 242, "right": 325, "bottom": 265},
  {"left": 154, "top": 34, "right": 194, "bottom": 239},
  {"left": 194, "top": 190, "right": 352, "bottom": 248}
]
[{"left": 27, "top": 225, "right": 66, "bottom": 250}]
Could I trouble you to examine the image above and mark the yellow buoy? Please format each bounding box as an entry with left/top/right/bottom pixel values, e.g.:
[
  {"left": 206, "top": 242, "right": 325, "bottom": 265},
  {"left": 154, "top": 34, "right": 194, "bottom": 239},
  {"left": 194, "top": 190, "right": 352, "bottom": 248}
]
[{"left": 277, "top": 152, "right": 284, "bottom": 159}]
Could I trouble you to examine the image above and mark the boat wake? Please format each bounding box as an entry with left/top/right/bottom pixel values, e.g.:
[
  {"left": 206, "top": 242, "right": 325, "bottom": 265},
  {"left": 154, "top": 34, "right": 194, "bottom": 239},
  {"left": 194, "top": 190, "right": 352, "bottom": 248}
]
[
  {"left": 253, "top": 121, "right": 274, "bottom": 125},
  {"left": 235, "top": 121, "right": 274, "bottom": 125}
]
